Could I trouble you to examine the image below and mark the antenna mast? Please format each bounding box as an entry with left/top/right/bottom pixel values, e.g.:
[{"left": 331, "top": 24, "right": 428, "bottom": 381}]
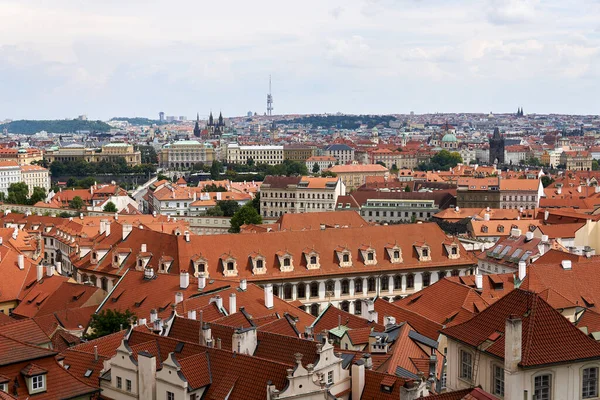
[{"left": 266, "top": 75, "right": 274, "bottom": 116}]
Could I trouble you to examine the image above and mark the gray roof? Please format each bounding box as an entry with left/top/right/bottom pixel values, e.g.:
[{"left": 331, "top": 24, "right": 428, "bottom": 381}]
[{"left": 325, "top": 144, "right": 354, "bottom": 151}]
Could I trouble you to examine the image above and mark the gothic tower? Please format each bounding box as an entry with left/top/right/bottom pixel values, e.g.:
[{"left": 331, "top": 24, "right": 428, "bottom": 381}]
[
  {"left": 489, "top": 127, "right": 505, "bottom": 165},
  {"left": 193, "top": 113, "right": 201, "bottom": 138}
]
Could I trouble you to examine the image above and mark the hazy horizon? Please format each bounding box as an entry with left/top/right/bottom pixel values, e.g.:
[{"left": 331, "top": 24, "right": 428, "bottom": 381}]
[{"left": 1, "top": 0, "right": 599, "bottom": 120}]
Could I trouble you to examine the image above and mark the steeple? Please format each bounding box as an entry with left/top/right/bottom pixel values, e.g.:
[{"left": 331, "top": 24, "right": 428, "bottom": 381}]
[
  {"left": 208, "top": 111, "right": 214, "bottom": 126},
  {"left": 493, "top": 127, "right": 501, "bottom": 138},
  {"left": 193, "top": 112, "right": 201, "bottom": 138},
  {"left": 218, "top": 111, "right": 224, "bottom": 126}
]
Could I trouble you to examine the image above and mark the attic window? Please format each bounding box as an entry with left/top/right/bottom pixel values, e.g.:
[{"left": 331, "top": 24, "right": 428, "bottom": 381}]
[
  {"left": 257, "top": 259, "right": 263, "bottom": 268},
  {"left": 84, "top": 369, "right": 93, "bottom": 378},
  {"left": 393, "top": 250, "right": 400, "bottom": 259},
  {"left": 343, "top": 254, "right": 349, "bottom": 262},
  {"left": 310, "top": 256, "right": 317, "bottom": 264},
  {"left": 498, "top": 226, "right": 504, "bottom": 233},
  {"left": 422, "top": 248, "right": 429, "bottom": 257},
  {"left": 283, "top": 258, "right": 290, "bottom": 267},
  {"left": 227, "top": 262, "right": 234, "bottom": 270}
]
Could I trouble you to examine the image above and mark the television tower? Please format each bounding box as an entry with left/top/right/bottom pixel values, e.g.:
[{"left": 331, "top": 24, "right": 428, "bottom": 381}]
[{"left": 266, "top": 75, "right": 274, "bottom": 116}]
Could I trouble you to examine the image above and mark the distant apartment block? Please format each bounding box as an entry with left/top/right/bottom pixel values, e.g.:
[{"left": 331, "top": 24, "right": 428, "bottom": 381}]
[
  {"left": 45, "top": 143, "right": 141, "bottom": 166},
  {"left": 226, "top": 144, "right": 284, "bottom": 165}
]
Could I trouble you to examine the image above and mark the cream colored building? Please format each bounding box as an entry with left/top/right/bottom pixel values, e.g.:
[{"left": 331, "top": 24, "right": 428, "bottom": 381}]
[
  {"left": 45, "top": 143, "right": 141, "bottom": 166},
  {"left": 159, "top": 140, "right": 215, "bottom": 169},
  {"left": 20, "top": 165, "right": 51, "bottom": 196},
  {"left": 326, "top": 164, "right": 389, "bottom": 190},
  {"left": 226, "top": 144, "right": 284, "bottom": 165}
]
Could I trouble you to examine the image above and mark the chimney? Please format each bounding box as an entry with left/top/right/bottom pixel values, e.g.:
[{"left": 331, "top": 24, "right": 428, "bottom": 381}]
[
  {"left": 361, "top": 353, "right": 373, "bottom": 369},
  {"left": 525, "top": 231, "right": 534, "bottom": 241},
  {"left": 518, "top": 261, "right": 527, "bottom": 281},
  {"left": 510, "top": 228, "right": 522, "bottom": 237},
  {"left": 114, "top": 212, "right": 119, "bottom": 220},
  {"left": 210, "top": 295, "right": 223, "bottom": 310},
  {"left": 152, "top": 211, "right": 157, "bottom": 218},
  {"left": 138, "top": 318, "right": 147, "bottom": 326},
  {"left": 504, "top": 315, "right": 522, "bottom": 372},
  {"left": 94, "top": 345, "right": 98, "bottom": 361},
  {"left": 557, "top": 187, "right": 562, "bottom": 194},
  {"left": 184, "top": 231, "right": 190, "bottom": 242},
  {"left": 240, "top": 279, "right": 247, "bottom": 291},
  {"left": 198, "top": 273, "right": 206, "bottom": 290},
  {"left": 141, "top": 243, "right": 147, "bottom": 253},
  {"left": 150, "top": 309, "right": 158, "bottom": 323},
  {"left": 541, "top": 234, "right": 549, "bottom": 242},
  {"left": 18, "top": 254, "right": 24, "bottom": 270},
  {"left": 153, "top": 318, "right": 162, "bottom": 334},
  {"left": 484, "top": 213, "right": 490, "bottom": 221},
  {"left": 455, "top": 206, "right": 460, "bottom": 212},
  {"left": 544, "top": 210, "right": 549, "bottom": 221},
  {"left": 216, "top": 337, "right": 222, "bottom": 349},
  {"left": 122, "top": 223, "right": 133, "bottom": 240},
  {"left": 561, "top": 260, "right": 572, "bottom": 270},
  {"left": 475, "top": 274, "right": 483, "bottom": 290},
  {"left": 99, "top": 219, "right": 107, "bottom": 234},
  {"left": 105, "top": 222, "right": 111, "bottom": 237},
  {"left": 37, "top": 264, "right": 44, "bottom": 282},
  {"left": 264, "top": 283, "right": 274, "bottom": 309},
  {"left": 175, "top": 292, "right": 184, "bottom": 305},
  {"left": 486, "top": 206, "right": 490, "bottom": 212},
  {"left": 202, "top": 323, "right": 212, "bottom": 346},
  {"left": 351, "top": 361, "right": 366, "bottom": 400},
  {"left": 595, "top": 186, "right": 600, "bottom": 194},
  {"left": 229, "top": 293, "right": 237, "bottom": 315},
  {"left": 46, "top": 264, "right": 55, "bottom": 277},
  {"left": 577, "top": 185, "right": 582, "bottom": 193},
  {"left": 137, "top": 351, "right": 157, "bottom": 400},
  {"left": 180, "top": 272, "right": 189, "bottom": 289},
  {"left": 384, "top": 316, "right": 396, "bottom": 327},
  {"left": 187, "top": 310, "right": 197, "bottom": 320}
]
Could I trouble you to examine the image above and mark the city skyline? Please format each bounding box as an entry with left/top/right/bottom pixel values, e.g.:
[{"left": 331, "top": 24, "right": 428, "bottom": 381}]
[{"left": 1, "top": 0, "right": 599, "bottom": 120}]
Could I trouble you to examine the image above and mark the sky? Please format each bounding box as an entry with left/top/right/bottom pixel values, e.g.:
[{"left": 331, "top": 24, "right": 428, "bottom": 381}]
[{"left": 0, "top": 0, "right": 599, "bottom": 120}]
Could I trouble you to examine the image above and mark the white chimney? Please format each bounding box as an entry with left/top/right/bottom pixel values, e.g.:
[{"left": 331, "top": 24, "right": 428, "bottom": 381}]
[
  {"left": 518, "top": 261, "right": 527, "bottom": 281},
  {"left": 240, "top": 279, "right": 247, "bottom": 291},
  {"left": 18, "top": 254, "right": 24, "bottom": 270},
  {"left": 595, "top": 186, "right": 600, "bottom": 194},
  {"left": 105, "top": 222, "right": 111, "bottom": 237},
  {"left": 557, "top": 187, "right": 562, "bottom": 195},
  {"left": 264, "top": 283, "right": 274, "bottom": 309},
  {"left": 175, "top": 292, "right": 184, "bottom": 304},
  {"left": 37, "top": 264, "right": 44, "bottom": 282},
  {"left": 99, "top": 219, "right": 106, "bottom": 234},
  {"left": 505, "top": 316, "right": 522, "bottom": 373},
  {"left": 229, "top": 293, "right": 237, "bottom": 315},
  {"left": 46, "top": 264, "right": 55, "bottom": 277},
  {"left": 475, "top": 274, "right": 483, "bottom": 290},
  {"left": 210, "top": 295, "right": 223, "bottom": 310},
  {"left": 525, "top": 231, "right": 534, "bottom": 241},
  {"left": 141, "top": 243, "right": 147, "bottom": 253},
  {"left": 122, "top": 223, "right": 133, "bottom": 240},
  {"left": 541, "top": 234, "right": 549, "bottom": 242},
  {"left": 184, "top": 231, "right": 190, "bottom": 242},
  {"left": 577, "top": 185, "right": 582, "bottom": 193},
  {"left": 544, "top": 210, "right": 549, "bottom": 220},
  {"left": 486, "top": 206, "right": 490, "bottom": 212},
  {"left": 561, "top": 260, "right": 572, "bottom": 270},
  {"left": 138, "top": 318, "right": 147, "bottom": 326},
  {"left": 180, "top": 272, "right": 189, "bottom": 289},
  {"left": 150, "top": 309, "right": 158, "bottom": 323},
  {"left": 152, "top": 211, "right": 157, "bottom": 217},
  {"left": 484, "top": 213, "right": 490, "bottom": 221},
  {"left": 455, "top": 206, "right": 460, "bottom": 212},
  {"left": 351, "top": 362, "right": 366, "bottom": 400},
  {"left": 511, "top": 228, "right": 522, "bottom": 237},
  {"left": 187, "top": 310, "right": 197, "bottom": 320},
  {"left": 114, "top": 212, "right": 118, "bottom": 220},
  {"left": 198, "top": 273, "right": 206, "bottom": 290}
]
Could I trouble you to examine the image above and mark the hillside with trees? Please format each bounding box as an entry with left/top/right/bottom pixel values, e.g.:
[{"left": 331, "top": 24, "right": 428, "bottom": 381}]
[{"left": 0, "top": 119, "right": 112, "bottom": 134}]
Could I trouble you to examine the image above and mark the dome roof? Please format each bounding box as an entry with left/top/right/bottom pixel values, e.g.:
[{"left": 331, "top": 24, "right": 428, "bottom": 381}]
[{"left": 442, "top": 132, "right": 458, "bottom": 142}]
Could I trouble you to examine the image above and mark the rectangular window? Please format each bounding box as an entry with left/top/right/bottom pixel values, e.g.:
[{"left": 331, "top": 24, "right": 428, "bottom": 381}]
[
  {"left": 32, "top": 375, "right": 44, "bottom": 390},
  {"left": 126, "top": 379, "right": 132, "bottom": 392},
  {"left": 167, "top": 392, "right": 175, "bottom": 400},
  {"left": 117, "top": 377, "right": 122, "bottom": 389},
  {"left": 493, "top": 365, "right": 504, "bottom": 396},
  {"left": 327, "top": 370, "right": 334, "bottom": 384},
  {"left": 460, "top": 350, "right": 473, "bottom": 381},
  {"left": 583, "top": 367, "right": 598, "bottom": 399},
  {"left": 534, "top": 374, "right": 551, "bottom": 400}
]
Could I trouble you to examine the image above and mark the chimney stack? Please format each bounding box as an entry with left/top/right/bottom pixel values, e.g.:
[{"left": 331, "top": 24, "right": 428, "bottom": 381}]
[
  {"left": 94, "top": 345, "right": 98, "bottom": 361},
  {"left": 184, "top": 231, "right": 190, "bottom": 242},
  {"left": 484, "top": 213, "right": 490, "bottom": 221},
  {"left": 141, "top": 243, "right": 147, "bottom": 253},
  {"left": 229, "top": 293, "right": 237, "bottom": 315},
  {"left": 175, "top": 292, "right": 184, "bottom": 305},
  {"left": 518, "top": 261, "right": 527, "bottom": 281},
  {"left": 187, "top": 310, "right": 197, "bottom": 320},
  {"left": 264, "top": 283, "right": 274, "bottom": 309},
  {"left": 17, "top": 254, "right": 24, "bottom": 270},
  {"left": 122, "top": 223, "right": 133, "bottom": 240},
  {"left": 105, "top": 222, "right": 111, "bottom": 237},
  {"left": 475, "top": 274, "right": 483, "bottom": 290},
  {"left": 210, "top": 295, "right": 223, "bottom": 310},
  {"left": 240, "top": 279, "right": 247, "bottom": 291},
  {"left": 37, "top": 264, "right": 44, "bottom": 282},
  {"left": 504, "top": 315, "right": 522, "bottom": 372},
  {"left": 180, "top": 272, "right": 189, "bottom": 289},
  {"left": 46, "top": 264, "right": 55, "bottom": 277},
  {"left": 351, "top": 362, "right": 366, "bottom": 400},
  {"left": 198, "top": 273, "right": 206, "bottom": 290},
  {"left": 525, "top": 231, "right": 534, "bottom": 241},
  {"left": 150, "top": 309, "right": 158, "bottom": 323},
  {"left": 561, "top": 260, "right": 572, "bottom": 270},
  {"left": 544, "top": 210, "right": 549, "bottom": 221}
]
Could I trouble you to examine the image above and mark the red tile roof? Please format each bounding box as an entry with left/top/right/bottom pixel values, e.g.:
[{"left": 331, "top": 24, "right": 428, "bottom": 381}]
[{"left": 443, "top": 289, "right": 600, "bottom": 367}]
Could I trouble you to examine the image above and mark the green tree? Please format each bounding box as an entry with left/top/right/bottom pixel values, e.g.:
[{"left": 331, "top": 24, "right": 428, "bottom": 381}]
[
  {"left": 312, "top": 163, "right": 320, "bottom": 174},
  {"left": 229, "top": 203, "right": 262, "bottom": 233},
  {"left": 202, "top": 183, "right": 227, "bottom": 192},
  {"left": 103, "top": 201, "right": 118, "bottom": 212},
  {"left": 376, "top": 161, "right": 386, "bottom": 167},
  {"left": 217, "top": 200, "right": 240, "bottom": 217},
  {"left": 247, "top": 157, "right": 255, "bottom": 166},
  {"left": 541, "top": 176, "right": 555, "bottom": 188},
  {"left": 84, "top": 309, "right": 137, "bottom": 340},
  {"left": 7, "top": 182, "right": 29, "bottom": 204},
  {"left": 29, "top": 187, "right": 47, "bottom": 205},
  {"left": 251, "top": 193, "right": 260, "bottom": 214},
  {"left": 593, "top": 160, "right": 600, "bottom": 171},
  {"left": 404, "top": 185, "right": 411, "bottom": 192},
  {"left": 210, "top": 161, "right": 222, "bottom": 180},
  {"left": 418, "top": 150, "right": 463, "bottom": 171},
  {"left": 321, "top": 170, "right": 337, "bottom": 178},
  {"left": 206, "top": 205, "right": 224, "bottom": 216},
  {"left": 69, "top": 196, "right": 84, "bottom": 210}
]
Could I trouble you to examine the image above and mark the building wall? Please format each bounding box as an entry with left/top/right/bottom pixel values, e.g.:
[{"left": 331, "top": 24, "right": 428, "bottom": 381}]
[
  {"left": 336, "top": 171, "right": 388, "bottom": 191},
  {"left": 457, "top": 191, "right": 501, "bottom": 209},
  {"left": 160, "top": 141, "right": 215, "bottom": 169},
  {"left": 0, "top": 165, "right": 22, "bottom": 195},
  {"left": 358, "top": 199, "right": 438, "bottom": 223},
  {"left": 226, "top": 144, "right": 284, "bottom": 165}
]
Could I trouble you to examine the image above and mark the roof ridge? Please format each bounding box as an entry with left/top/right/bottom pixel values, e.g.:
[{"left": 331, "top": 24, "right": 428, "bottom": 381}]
[{"left": 521, "top": 291, "right": 537, "bottom": 364}]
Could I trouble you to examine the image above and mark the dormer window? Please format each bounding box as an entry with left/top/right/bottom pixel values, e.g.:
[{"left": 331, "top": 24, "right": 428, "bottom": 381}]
[
  {"left": 336, "top": 247, "right": 352, "bottom": 267},
  {"left": 158, "top": 256, "right": 173, "bottom": 274},
  {"left": 21, "top": 364, "right": 47, "bottom": 395},
  {"left": 414, "top": 242, "right": 431, "bottom": 262},
  {"left": 250, "top": 252, "right": 266, "bottom": 275},
  {"left": 283, "top": 258, "right": 290, "bottom": 266},
  {"left": 276, "top": 251, "right": 294, "bottom": 272},
  {"left": 192, "top": 254, "right": 209, "bottom": 278},
  {"left": 304, "top": 248, "right": 320, "bottom": 270},
  {"left": 221, "top": 254, "right": 238, "bottom": 277},
  {"left": 498, "top": 225, "right": 504, "bottom": 233},
  {"left": 385, "top": 244, "right": 403, "bottom": 264},
  {"left": 359, "top": 245, "right": 377, "bottom": 265},
  {"left": 32, "top": 375, "right": 45, "bottom": 391}
]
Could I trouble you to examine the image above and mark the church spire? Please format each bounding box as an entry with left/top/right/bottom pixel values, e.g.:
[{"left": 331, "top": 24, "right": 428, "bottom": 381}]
[{"left": 193, "top": 112, "right": 201, "bottom": 138}]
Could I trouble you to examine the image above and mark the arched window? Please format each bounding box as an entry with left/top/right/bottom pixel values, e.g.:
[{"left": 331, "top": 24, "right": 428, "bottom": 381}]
[
  {"left": 406, "top": 274, "right": 415, "bottom": 289},
  {"left": 297, "top": 283, "right": 306, "bottom": 299},
  {"left": 310, "top": 282, "right": 319, "bottom": 298},
  {"left": 393, "top": 275, "right": 402, "bottom": 290},
  {"left": 283, "top": 284, "right": 293, "bottom": 300},
  {"left": 381, "top": 276, "right": 389, "bottom": 291},
  {"left": 451, "top": 269, "right": 460, "bottom": 277},
  {"left": 422, "top": 272, "right": 431, "bottom": 287},
  {"left": 341, "top": 279, "right": 350, "bottom": 295},
  {"left": 354, "top": 300, "right": 362, "bottom": 315},
  {"left": 273, "top": 285, "right": 279, "bottom": 297},
  {"left": 439, "top": 270, "right": 447, "bottom": 279},
  {"left": 355, "top": 279, "right": 363, "bottom": 293},
  {"left": 340, "top": 301, "right": 350, "bottom": 312},
  {"left": 310, "top": 303, "right": 320, "bottom": 317},
  {"left": 367, "top": 277, "right": 376, "bottom": 292},
  {"left": 325, "top": 280, "right": 335, "bottom": 295}
]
